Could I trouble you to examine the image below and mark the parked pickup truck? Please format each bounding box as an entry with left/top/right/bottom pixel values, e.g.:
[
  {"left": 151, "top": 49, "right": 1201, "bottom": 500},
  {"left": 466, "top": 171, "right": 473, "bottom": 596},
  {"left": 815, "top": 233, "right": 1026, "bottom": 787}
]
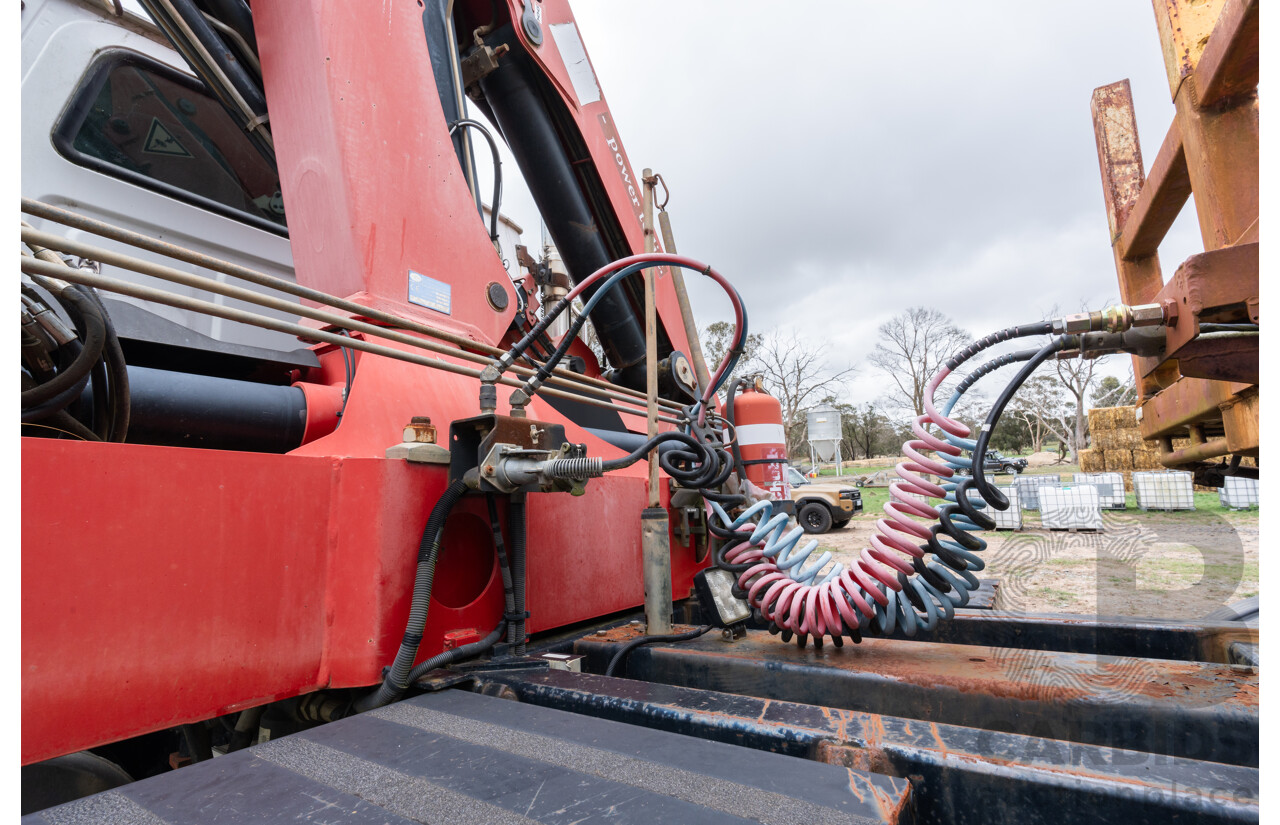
[{"left": 786, "top": 466, "right": 862, "bottom": 533}]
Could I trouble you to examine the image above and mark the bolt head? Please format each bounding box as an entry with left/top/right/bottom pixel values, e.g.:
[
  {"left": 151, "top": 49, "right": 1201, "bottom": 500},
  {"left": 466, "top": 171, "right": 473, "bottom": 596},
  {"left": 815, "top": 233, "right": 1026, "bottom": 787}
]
[{"left": 483, "top": 465, "right": 496, "bottom": 476}]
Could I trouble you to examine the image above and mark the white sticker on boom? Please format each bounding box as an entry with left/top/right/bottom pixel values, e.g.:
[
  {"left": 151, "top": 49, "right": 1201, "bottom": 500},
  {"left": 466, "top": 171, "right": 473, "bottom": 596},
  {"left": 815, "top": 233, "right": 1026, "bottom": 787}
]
[{"left": 549, "top": 23, "right": 601, "bottom": 106}]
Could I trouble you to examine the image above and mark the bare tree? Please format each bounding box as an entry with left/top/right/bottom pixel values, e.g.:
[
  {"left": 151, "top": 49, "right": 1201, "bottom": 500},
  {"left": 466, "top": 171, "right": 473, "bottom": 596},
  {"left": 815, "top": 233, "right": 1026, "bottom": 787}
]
[
  {"left": 1053, "top": 354, "right": 1100, "bottom": 462},
  {"left": 753, "top": 330, "right": 856, "bottom": 456},
  {"left": 1091, "top": 370, "right": 1137, "bottom": 408},
  {"left": 701, "top": 320, "right": 763, "bottom": 393},
  {"left": 870, "top": 307, "right": 971, "bottom": 418},
  {"left": 1009, "top": 367, "right": 1099, "bottom": 463},
  {"left": 1009, "top": 374, "right": 1064, "bottom": 455}
]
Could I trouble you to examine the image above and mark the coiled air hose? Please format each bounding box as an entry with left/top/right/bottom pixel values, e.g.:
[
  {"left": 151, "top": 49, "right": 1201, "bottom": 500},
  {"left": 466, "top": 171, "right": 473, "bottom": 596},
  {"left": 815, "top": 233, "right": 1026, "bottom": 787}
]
[{"left": 703, "top": 324, "right": 1070, "bottom": 645}]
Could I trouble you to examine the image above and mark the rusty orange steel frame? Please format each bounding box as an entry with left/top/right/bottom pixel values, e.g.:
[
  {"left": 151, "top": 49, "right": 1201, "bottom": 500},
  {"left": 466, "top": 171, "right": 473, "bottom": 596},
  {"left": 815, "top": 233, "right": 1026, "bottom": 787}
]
[
  {"left": 1090, "top": 0, "right": 1258, "bottom": 466},
  {"left": 21, "top": 0, "right": 705, "bottom": 764}
]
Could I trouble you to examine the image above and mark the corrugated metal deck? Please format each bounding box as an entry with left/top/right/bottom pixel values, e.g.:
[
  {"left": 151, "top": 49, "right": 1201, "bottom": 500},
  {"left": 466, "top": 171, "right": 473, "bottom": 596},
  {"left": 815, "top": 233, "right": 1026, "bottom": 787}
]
[{"left": 24, "top": 689, "right": 911, "bottom": 824}]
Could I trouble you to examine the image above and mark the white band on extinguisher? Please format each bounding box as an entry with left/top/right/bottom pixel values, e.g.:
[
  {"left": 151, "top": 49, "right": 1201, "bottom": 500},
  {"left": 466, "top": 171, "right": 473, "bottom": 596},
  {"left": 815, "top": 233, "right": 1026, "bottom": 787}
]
[{"left": 736, "top": 423, "right": 786, "bottom": 447}]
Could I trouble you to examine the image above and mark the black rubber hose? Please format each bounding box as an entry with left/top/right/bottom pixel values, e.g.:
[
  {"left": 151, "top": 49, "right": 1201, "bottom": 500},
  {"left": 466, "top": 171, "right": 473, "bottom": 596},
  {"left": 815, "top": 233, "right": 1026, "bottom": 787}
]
[
  {"left": 510, "top": 495, "right": 527, "bottom": 655},
  {"left": 449, "top": 119, "right": 503, "bottom": 243},
  {"left": 944, "top": 322, "right": 1055, "bottom": 373},
  {"left": 951, "top": 348, "right": 1040, "bottom": 398},
  {"left": 405, "top": 621, "right": 507, "bottom": 684},
  {"left": 21, "top": 287, "right": 105, "bottom": 408},
  {"left": 354, "top": 478, "right": 468, "bottom": 713},
  {"left": 724, "top": 377, "right": 748, "bottom": 482},
  {"left": 486, "top": 494, "right": 518, "bottom": 647},
  {"left": 969, "top": 337, "right": 1069, "bottom": 507},
  {"left": 19, "top": 373, "right": 100, "bottom": 441},
  {"left": 83, "top": 286, "right": 130, "bottom": 442},
  {"left": 19, "top": 346, "right": 91, "bottom": 423},
  {"left": 603, "top": 625, "right": 711, "bottom": 677},
  {"left": 88, "top": 357, "right": 111, "bottom": 441}
]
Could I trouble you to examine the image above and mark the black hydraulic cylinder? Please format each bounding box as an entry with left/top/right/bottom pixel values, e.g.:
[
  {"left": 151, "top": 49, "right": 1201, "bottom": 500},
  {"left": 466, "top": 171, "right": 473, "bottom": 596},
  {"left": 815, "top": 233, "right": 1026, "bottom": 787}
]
[
  {"left": 477, "top": 26, "right": 649, "bottom": 390},
  {"left": 80, "top": 365, "right": 307, "bottom": 453}
]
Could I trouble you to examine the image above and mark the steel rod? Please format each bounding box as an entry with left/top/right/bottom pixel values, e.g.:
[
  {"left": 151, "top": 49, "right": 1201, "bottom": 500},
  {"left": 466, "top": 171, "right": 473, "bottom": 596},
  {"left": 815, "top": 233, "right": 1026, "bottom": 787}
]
[
  {"left": 20, "top": 199, "right": 682, "bottom": 412},
  {"left": 20, "top": 255, "right": 681, "bottom": 426},
  {"left": 657, "top": 207, "right": 711, "bottom": 393},
  {"left": 642, "top": 169, "right": 660, "bottom": 508},
  {"left": 20, "top": 226, "right": 675, "bottom": 417}
]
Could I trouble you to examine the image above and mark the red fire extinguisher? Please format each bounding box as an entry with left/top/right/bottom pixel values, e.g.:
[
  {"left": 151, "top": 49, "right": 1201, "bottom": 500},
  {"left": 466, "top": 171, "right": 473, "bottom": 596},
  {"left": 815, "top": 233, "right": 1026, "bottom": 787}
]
[{"left": 731, "top": 380, "right": 791, "bottom": 505}]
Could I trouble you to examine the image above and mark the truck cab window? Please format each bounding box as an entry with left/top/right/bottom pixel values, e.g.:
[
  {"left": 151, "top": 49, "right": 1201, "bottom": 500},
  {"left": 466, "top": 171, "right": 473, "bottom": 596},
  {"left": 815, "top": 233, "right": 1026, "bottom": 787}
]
[{"left": 54, "top": 52, "right": 287, "bottom": 232}]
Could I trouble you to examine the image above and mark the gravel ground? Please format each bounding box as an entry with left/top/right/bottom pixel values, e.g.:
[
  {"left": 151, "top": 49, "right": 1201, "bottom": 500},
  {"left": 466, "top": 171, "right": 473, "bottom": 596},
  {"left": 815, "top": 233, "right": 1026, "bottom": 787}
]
[{"left": 811, "top": 508, "right": 1258, "bottom": 619}]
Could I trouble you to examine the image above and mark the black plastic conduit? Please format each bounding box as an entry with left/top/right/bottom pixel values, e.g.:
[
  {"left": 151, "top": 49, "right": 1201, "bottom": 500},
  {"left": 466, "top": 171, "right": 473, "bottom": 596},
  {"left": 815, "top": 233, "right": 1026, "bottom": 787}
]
[{"left": 355, "top": 479, "right": 468, "bottom": 712}]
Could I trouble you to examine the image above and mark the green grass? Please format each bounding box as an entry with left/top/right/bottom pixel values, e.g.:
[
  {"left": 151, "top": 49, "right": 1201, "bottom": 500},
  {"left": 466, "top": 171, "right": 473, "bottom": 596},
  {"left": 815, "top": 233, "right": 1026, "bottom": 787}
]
[
  {"left": 842, "top": 482, "right": 1257, "bottom": 527},
  {"left": 1035, "top": 587, "right": 1076, "bottom": 604}
]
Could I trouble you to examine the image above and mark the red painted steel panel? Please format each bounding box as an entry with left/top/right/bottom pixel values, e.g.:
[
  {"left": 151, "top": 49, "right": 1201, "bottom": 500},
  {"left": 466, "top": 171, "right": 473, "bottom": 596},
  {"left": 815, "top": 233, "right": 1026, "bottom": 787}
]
[
  {"left": 23, "top": 0, "right": 717, "bottom": 766},
  {"left": 22, "top": 440, "right": 335, "bottom": 763},
  {"left": 253, "top": 0, "right": 516, "bottom": 346}
]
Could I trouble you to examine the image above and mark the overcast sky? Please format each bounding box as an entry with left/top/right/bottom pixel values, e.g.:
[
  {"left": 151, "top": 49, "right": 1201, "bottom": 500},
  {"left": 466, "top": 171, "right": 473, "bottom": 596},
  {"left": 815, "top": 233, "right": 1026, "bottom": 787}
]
[{"left": 475, "top": 2, "right": 1205, "bottom": 407}]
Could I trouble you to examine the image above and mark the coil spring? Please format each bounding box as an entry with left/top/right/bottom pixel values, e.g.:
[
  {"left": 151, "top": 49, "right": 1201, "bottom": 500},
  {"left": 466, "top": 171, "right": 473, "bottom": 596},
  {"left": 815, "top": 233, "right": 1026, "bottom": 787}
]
[
  {"left": 545, "top": 456, "right": 604, "bottom": 480},
  {"left": 708, "top": 369, "right": 998, "bottom": 644}
]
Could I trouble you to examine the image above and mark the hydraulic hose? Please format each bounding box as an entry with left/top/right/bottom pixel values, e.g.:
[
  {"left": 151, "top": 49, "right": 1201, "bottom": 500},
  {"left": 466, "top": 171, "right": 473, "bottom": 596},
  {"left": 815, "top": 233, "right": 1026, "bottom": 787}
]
[
  {"left": 486, "top": 253, "right": 747, "bottom": 417},
  {"left": 83, "top": 285, "right": 131, "bottom": 442},
  {"left": 448, "top": 120, "right": 503, "bottom": 244},
  {"left": 20, "top": 343, "right": 91, "bottom": 423},
  {"left": 354, "top": 478, "right": 468, "bottom": 713},
  {"left": 603, "top": 625, "right": 711, "bottom": 677},
  {"left": 486, "top": 495, "right": 518, "bottom": 647},
  {"left": 723, "top": 377, "right": 749, "bottom": 482},
  {"left": 405, "top": 621, "right": 507, "bottom": 684},
  {"left": 510, "top": 495, "right": 528, "bottom": 655},
  {"left": 20, "top": 286, "right": 106, "bottom": 409},
  {"left": 968, "top": 337, "right": 1069, "bottom": 506}
]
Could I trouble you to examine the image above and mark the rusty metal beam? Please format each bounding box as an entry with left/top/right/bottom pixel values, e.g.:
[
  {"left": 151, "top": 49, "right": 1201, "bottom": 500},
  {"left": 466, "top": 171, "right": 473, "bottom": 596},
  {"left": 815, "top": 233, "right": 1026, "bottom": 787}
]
[
  {"left": 1151, "top": 0, "right": 1228, "bottom": 101},
  {"left": 574, "top": 631, "right": 1258, "bottom": 768},
  {"left": 1138, "top": 376, "right": 1252, "bottom": 439},
  {"left": 483, "top": 668, "right": 1259, "bottom": 825},
  {"left": 1117, "top": 121, "right": 1190, "bottom": 261},
  {"left": 1090, "top": 81, "right": 1165, "bottom": 397},
  {"left": 1220, "top": 389, "right": 1259, "bottom": 454},
  {"left": 1195, "top": 0, "right": 1260, "bottom": 107},
  {"left": 1155, "top": 242, "right": 1258, "bottom": 352},
  {"left": 1153, "top": 0, "right": 1260, "bottom": 252}
]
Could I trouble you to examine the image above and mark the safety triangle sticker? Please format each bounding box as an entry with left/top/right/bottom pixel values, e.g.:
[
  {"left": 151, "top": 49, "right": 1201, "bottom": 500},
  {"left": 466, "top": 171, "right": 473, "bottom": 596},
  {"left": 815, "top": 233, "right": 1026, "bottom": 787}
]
[{"left": 143, "top": 118, "right": 192, "bottom": 157}]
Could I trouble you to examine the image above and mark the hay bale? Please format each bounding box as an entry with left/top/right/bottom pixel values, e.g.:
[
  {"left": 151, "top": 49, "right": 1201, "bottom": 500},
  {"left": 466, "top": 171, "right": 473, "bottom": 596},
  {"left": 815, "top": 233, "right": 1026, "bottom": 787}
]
[
  {"left": 1094, "top": 428, "right": 1147, "bottom": 450},
  {"left": 1132, "top": 448, "right": 1164, "bottom": 470},
  {"left": 1089, "top": 406, "right": 1138, "bottom": 432},
  {"left": 1079, "top": 448, "right": 1106, "bottom": 473},
  {"left": 1104, "top": 450, "right": 1135, "bottom": 471}
]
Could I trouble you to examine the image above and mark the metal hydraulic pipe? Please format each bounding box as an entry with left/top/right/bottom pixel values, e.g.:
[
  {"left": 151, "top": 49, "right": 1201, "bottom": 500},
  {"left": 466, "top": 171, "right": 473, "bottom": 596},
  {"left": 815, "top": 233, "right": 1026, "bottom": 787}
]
[
  {"left": 19, "top": 225, "right": 680, "bottom": 416},
  {"left": 1160, "top": 437, "right": 1232, "bottom": 467},
  {"left": 20, "top": 255, "right": 682, "bottom": 426},
  {"left": 20, "top": 199, "right": 680, "bottom": 412}
]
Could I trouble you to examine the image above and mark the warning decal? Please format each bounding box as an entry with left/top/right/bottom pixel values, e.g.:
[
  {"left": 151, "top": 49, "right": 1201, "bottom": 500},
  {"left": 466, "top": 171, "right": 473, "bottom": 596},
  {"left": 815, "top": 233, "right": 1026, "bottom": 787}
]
[{"left": 143, "top": 118, "right": 192, "bottom": 157}]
